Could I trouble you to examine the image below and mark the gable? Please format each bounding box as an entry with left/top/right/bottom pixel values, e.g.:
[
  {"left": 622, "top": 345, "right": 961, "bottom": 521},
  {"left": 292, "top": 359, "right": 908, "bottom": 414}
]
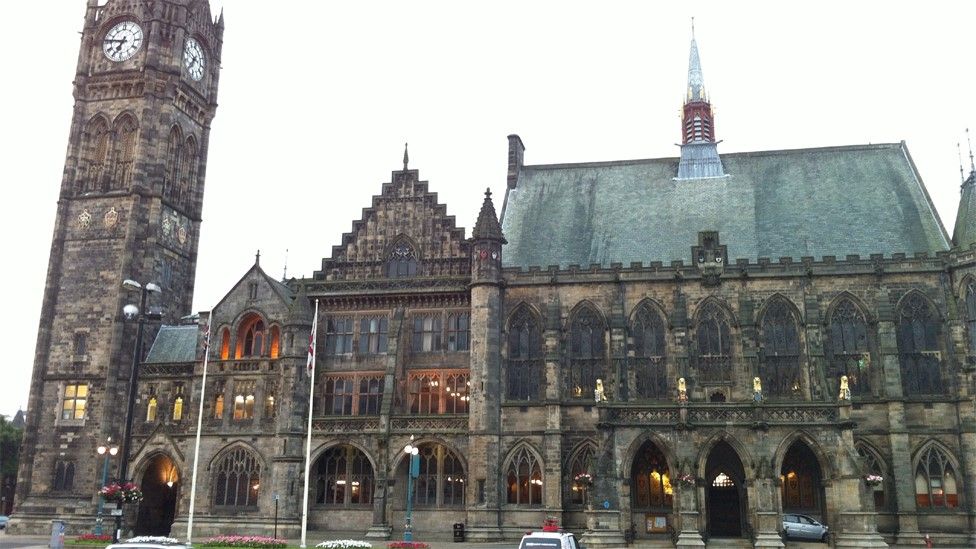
[
  {"left": 209, "top": 262, "right": 294, "bottom": 328},
  {"left": 314, "top": 169, "right": 470, "bottom": 280}
]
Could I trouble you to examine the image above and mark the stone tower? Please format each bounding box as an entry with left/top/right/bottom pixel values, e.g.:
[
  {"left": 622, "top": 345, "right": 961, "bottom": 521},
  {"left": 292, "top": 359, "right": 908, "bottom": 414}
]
[{"left": 12, "top": 0, "right": 223, "bottom": 533}]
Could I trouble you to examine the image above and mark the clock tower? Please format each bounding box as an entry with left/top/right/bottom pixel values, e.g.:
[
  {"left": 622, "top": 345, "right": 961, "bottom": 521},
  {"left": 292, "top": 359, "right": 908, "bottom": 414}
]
[{"left": 12, "top": 0, "right": 223, "bottom": 533}]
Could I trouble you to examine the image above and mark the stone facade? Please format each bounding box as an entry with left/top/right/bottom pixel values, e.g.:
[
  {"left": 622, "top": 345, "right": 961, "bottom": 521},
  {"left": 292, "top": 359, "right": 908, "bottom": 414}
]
[{"left": 15, "top": 3, "right": 976, "bottom": 549}]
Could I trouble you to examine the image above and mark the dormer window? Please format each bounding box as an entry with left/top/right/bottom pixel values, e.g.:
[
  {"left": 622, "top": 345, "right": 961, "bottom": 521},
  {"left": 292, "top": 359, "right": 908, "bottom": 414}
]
[{"left": 387, "top": 242, "right": 418, "bottom": 277}]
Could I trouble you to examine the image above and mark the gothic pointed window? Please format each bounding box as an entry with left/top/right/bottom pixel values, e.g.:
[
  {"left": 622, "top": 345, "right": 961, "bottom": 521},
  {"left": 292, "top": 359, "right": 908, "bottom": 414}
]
[
  {"left": 695, "top": 302, "right": 732, "bottom": 383},
  {"left": 507, "top": 306, "right": 543, "bottom": 401},
  {"left": 632, "top": 304, "right": 667, "bottom": 399},
  {"left": 220, "top": 327, "right": 230, "bottom": 360},
  {"left": 212, "top": 447, "right": 261, "bottom": 508},
  {"left": 83, "top": 117, "right": 110, "bottom": 193},
  {"left": 165, "top": 126, "right": 182, "bottom": 201},
  {"left": 759, "top": 298, "right": 802, "bottom": 398},
  {"left": 569, "top": 306, "right": 606, "bottom": 400},
  {"left": 146, "top": 395, "right": 158, "bottom": 422},
  {"left": 405, "top": 442, "right": 466, "bottom": 508},
  {"left": 236, "top": 314, "right": 266, "bottom": 358},
  {"left": 567, "top": 445, "right": 595, "bottom": 506},
  {"left": 506, "top": 446, "right": 543, "bottom": 505},
  {"left": 313, "top": 445, "right": 374, "bottom": 506},
  {"left": 914, "top": 445, "right": 958, "bottom": 508},
  {"left": 53, "top": 461, "right": 75, "bottom": 492},
  {"left": 181, "top": 136, "right": 198, "bottom": 208},
  {"left": 631, "top": 441, "right": 672, "bottom": 510},
  {"left": 269, "top": 325, "right": 280, "bottom": 359},
  {"left": 387, "top": 242, "right": 418, "bottom": 278},
  {"left": 113, "top": 114, "right": 138, "bottom": 189},
  {"left": 965, "top": 282, "right": 976, "bottom": 353},
  {"left": 896, "top": 294, "right": 944, "bottom": 395},
  {"left": 827, "top": 299, "right": 871, "bottom": 397},
  {"left": 445, "top": 373, "right": 469, "bottom": 414},
  {"left": 172, "top": 384, "right": 184, "bottom": 422}
]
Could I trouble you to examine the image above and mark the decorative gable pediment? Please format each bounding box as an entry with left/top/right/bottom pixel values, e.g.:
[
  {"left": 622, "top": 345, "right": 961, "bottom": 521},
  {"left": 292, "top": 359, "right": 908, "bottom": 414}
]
[{"left": 314, "top": 169, "right": 470, "bottom": 280}]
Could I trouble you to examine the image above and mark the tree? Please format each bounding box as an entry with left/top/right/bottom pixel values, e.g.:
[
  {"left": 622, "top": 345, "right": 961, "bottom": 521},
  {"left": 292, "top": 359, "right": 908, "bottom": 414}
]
[{"left": 0, "top": 413, "right": 23, "bottom": 514}]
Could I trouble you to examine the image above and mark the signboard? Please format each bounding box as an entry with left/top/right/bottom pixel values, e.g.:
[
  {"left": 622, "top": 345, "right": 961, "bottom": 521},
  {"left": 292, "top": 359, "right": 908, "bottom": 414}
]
[{"left": 645, "top": 514, "right": 667, "bottom": 533}]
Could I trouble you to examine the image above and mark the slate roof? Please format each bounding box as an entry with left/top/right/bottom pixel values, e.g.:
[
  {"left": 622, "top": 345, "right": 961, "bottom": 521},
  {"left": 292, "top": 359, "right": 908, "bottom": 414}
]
[
  {"left": 953, "top": 173, "right": 976, "bottom": 249},
  {"left": 145, "top": 325, "right": 199, "bottom": 363},
  {"left": 500, "top": 143, "right": 951, "bottom": 268}
]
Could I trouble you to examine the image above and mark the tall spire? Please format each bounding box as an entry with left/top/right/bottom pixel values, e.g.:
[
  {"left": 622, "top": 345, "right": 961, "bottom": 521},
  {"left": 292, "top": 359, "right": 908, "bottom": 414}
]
[
  {"left": 403, "top": 142, "right": 409, "bottom": 171},
  {"left": 687, "top": 18, "right": 705, "bottom": 103},
  {"left": 676, "top": 22, "right": 725, "bottom": 180}
]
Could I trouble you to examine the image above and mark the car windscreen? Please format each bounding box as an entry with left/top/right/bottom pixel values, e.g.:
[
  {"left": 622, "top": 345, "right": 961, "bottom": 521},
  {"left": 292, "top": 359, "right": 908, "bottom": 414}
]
[{"left": 519, "top": 538, "right": 562, "bottom": 549}]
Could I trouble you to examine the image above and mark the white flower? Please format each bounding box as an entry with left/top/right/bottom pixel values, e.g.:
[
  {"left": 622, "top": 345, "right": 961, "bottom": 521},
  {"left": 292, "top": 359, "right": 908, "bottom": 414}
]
[
  {"left": 126, "top": 536, "right": 180, "bottom": 544},
  {"left": 315, "top": 540, "right": 372, "bottom": 549}
]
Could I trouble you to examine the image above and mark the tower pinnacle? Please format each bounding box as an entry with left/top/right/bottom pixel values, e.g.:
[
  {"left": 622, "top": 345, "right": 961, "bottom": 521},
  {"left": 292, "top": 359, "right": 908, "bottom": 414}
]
[{"left": 676, "top": 24, "right": 725, "bottom": 179}]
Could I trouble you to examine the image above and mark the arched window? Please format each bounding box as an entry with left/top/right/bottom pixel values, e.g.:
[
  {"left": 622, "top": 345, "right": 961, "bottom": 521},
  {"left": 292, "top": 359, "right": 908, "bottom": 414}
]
[
  {"left": 173, "top": 396, "right": 184, "bottom": 421},
  {"left": 695, "top": 302, "right": 732, "bottom": 383},
  {"left": 165, "top": 126, "right": 182, "bottom": 200},
  {"left": 567, "top": 445, "right": 595, "bottom": 507},
  {"left": 632, "top": 304, "right": 667, "bottom": 399},
  {"left": 269, "top": 326, "right": 281, "bottom": 359},
  {"left": 233, "top": 381, "right": 256, "bottom": 420},
  {"left": 506, "top": 306, "right": 543, "bottom": 401},
  {"left": 569, "top": 306, "right": 606, "bottom": 400},
  {"left": 84, "top": 117, "right": 111, "bottom": 193},
  {"left": 212, "top": 447, "right": 261, "bottom": 508},
  {"left": 914, "top": 445, "right": 958, "bottom": 508},
  {"left": 409, "top": 374, "right": 440, "bottom": 414},
  {"left": 181, "top": 137, "right": 198, "bottom": 206},
  {"left": 113, "top": 114, "right": 138, "bottom": 189},
  {"left": 213, "top": 394, "right": 224, "bottom": 419},
  {"left": 896, "top": 294, "right": 944, "bottom": 395},
  {"left": 445, "top": 373, "right": 469, "bottom": 414},
  {"left": 236, "top": 315, "right": 266, "bottom": 358},
  {"left": 631, "top": 440, "right": 672, "bottom": 510},
  {"left": 146, "top": 396, "right": 158, "bottom": 421},
  {"left": 828, "top": 299, "right": 871, "bottom": 396},
  {"left": 856, "top": 443, "right": 887, "bottom": 510},
  {"left": 220, "top": 328, "right": 230, "bottom": 360},
  {"left": 759, "top": 298, "right": 802, "bottom": 398},
  {"left": 411, "top": 443, "right": 466, "bottom": 507},
  {"left": 506, "top": 446, "right": 543, "bottom": 505},
  {"left": 313, "top": 445, "right": 374, "bottom": 506},
  {"left": 965, "top": 282, "right": 976, "bottom": 353},
  {"left": 53, "top": 461, "right": 75, "bottom": 492},
  {"left": 780, "top": 441, "right": 823, "bottom": 513},
  {"left": 387, "top": 242, "right": 418, "bottom": 277}
]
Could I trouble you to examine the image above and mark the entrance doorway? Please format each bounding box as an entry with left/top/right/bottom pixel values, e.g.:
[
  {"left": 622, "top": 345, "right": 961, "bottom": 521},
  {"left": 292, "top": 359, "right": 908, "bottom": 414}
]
[
  {"left": 630, "top": 440, "right": 673, "bottom": 537},
  {"left": 704, "top": 441, "right": 748, "bottom": 538},
  {"left": 780, "top": 441, "right": 824, "bottom": 519},
  {"left": 135, "top": 454, "right": 180, "bottom": 536}
]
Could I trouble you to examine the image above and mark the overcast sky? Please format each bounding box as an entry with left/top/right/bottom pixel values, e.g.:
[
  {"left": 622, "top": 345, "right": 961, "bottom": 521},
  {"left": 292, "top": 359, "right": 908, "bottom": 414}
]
[{"left": 2, "top": 1, "right": 975, "bottom": 418}]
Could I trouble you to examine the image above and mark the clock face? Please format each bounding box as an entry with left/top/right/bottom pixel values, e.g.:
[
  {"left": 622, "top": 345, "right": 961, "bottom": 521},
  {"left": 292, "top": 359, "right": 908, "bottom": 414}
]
[
  {"left": 102, "top": 21, "right": 144, "bottom": 62},
  {"left": 183, "top": 37, "right": 206, "bottom": 81}
]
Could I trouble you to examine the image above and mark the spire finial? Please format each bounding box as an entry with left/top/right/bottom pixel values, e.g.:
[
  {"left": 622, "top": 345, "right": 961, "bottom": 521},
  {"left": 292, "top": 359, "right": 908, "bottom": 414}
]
[
  {"left": 967, "top": 128, "right": 975, "bottom": 174},
  {"left": 403, "top": 142, "right": 409, "bottom": 171},
  {"left": 283, "top": 248, "right": 289, "bottom": 281},
  {"left": 959, "top": 142, "right": 965, "bottom": 184},
  {"left": 485, "top": 187, "right": 492, "bottom": 199},
  {"left": 691, "top": 17, "right": 695, "bottom": 40},
  {"left": 255, "top": 249, "right": 261, "bottom": 266}
]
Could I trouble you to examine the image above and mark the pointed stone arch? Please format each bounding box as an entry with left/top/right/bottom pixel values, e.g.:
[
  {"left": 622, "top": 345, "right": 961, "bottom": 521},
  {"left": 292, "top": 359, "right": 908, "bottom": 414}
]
[
  {"left": 208, "top": 442, "right": 265, "bottom": 510},
  {"left": 824, "top": 291, "right": 875, "bottom": 325},
  {"left": 912, "top": 440, "right": 961, "bottom": 509},
  {"left": 960, "top": 277, "right": 976, "bottom": 353},
  {"left": 758, "top": 295, "right": 804, "bottom": 399},
  {"left": 775, "top": 432, "right": 829, "bottom": 519},
  {"left": 503, "top": 441, "right": 545, "bottom": 505},
  {"left": 854, "top": 439, "right": 890, "bottom": 510},
  {"left": 384, "top": 234, "right": 420, "bottom": 277},
  {"left": 895, "top": 290, "right": 945, "bottom": 395},
  {"left": 825, "top": 293, "right": 874, "bottom": 397},
  {"left": 692, "top": 297, "right": 735, "bottom": 385},
  {"left": 772, "top": 430, "right": 834, "bottom": 480},
  {"left": 309, "top": 440, "right": 377, "bottom": 507},
  {"left": 629, "top": 299, "right": 669, "bottom": 399},
  {"left": 164, "top": 124, "right": 183, "bottom": 200},
  {"left": 506, "top": 302, "right": 545, "bottom": 401},
  {"left": 694, "top": 431, "right": 755, "bottom": 480},
  {"left": 81, "top": 114, "right": 112, "bottom": 193},
  {"left": 390, "top": 437, "right": 467, "bottom": 508},
  {"left": 131, "top": 449, "right": 182, "bottom": 536},
  {"left": 699, "top": 434, "right": 751, "bottom": 538},
  {"left": 692, "top": 296, "right": 738, "bottom": 327},
  {"left": 567, "top": 301, "right": 608, "bottom": 400}
]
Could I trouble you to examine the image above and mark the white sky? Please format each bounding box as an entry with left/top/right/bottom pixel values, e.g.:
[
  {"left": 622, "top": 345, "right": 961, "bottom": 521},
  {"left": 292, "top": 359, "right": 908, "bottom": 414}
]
[{"left": 2, "top": 1, "right": 975, "bottom": 418}]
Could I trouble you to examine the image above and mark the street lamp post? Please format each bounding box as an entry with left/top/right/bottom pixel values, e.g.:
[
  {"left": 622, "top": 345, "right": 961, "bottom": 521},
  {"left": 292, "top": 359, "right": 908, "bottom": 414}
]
[
  {"left": 95, "top": 438, "right": 119, "bottom": 536},
  {"left": 115, "top": 279, "right": 162, "bottom": 542},
  {"left": 403, "top": 440, "right": 420, "bottom": 542}
]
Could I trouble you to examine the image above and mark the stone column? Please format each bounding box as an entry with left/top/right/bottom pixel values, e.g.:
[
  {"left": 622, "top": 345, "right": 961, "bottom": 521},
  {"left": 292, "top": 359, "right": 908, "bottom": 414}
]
[
  {"left": 581, "top": 413, "right": 625, "bottom": 548},
  {"left": 674, "top": 467, "right": 705, "bottom": 547},
  {"left": 831, "top": 403, "right": 889, "bottom": 548}
]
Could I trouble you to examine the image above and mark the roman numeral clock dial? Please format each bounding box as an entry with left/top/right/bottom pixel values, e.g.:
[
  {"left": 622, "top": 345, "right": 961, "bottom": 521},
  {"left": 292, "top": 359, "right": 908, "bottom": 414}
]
[
  {"left": 183, "top": 37, "right": 206, "bottom": 81},
  {"left": 102, "top": 21, "right": 143, "bottom": 62}
]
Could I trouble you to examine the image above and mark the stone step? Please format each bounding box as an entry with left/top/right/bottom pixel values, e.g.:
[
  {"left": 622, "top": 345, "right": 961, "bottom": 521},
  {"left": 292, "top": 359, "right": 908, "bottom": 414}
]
[{"left": 705, "top": 538, "right": 753, "bottom": 549}]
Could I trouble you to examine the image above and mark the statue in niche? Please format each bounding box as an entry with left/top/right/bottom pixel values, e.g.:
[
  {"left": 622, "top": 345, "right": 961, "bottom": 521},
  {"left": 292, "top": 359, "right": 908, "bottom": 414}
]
[
  {"left": 753, "top": 376, "right": 763, "bottom": 402},
  {"left": 677, "top": 377, "right": 688, "bottom": 402},
  {"left": 839, "top": 375, "right": 851, "bottom": 401},
  {"left": 594, "top": 378, "right": 607, "bottom": 402}
]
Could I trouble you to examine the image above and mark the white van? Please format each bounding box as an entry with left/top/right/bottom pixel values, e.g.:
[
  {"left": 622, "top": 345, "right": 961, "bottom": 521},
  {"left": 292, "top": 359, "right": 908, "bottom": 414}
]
[{"left": 518, "top": 531, "right": 584, "bottom": 549}]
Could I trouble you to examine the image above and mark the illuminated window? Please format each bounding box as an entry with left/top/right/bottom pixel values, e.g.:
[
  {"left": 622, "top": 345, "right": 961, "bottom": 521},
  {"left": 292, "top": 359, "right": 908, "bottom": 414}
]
[
  {"left": 264, "top": 395, "right": 275, "bottom": 418},
  {"left": 314, "top": 445, "right": 374, "bottom": 506},
  {"left": 856, "top": 443, "right": 887, "bottom": 509},
  {"left": 409, "top": 374, "right": 441, "bottom": 414},
  {"left": 506, "top": 446, "right": 543, "bottom": 505},
  {"left": 220, "top": 328, "right": 230, "bottom": 360},
  {"left": 214, "top": 394, "right": 224, "bottom": 419},
  {"left": 631, "top": 441, "right": 672, "bottom": 509},
  {"left": 233, "top": 381, "right": 255, "bottom": 420},
  {"left": 269, "top": 325, "right": 280, "bottom": 358},
  {"left": 568, "top": 445, "right": 595, "bottom": 506},
  {"left": 212, "top": 447, "right": 261, "bottom": 508},
  {"left": 412, "top": 443, "right": 466, "bottom": 507},
  {"left": 445, "top": 374, "right": 469, "bottom": 414},
  {"left": 172, "top": 383, "right": 184, "bottom": 421},
  {"left": 146, "top": 396, "right": 158, "bottom": 421},
  {"left": 235, "top": 314, "right": 266, "bottom": 358},
  {"left": 713, "top": 472, "right": 734, "bottom": 487},
  {"left": 61, "top": 384, "right": 88, "bottom": 420}
]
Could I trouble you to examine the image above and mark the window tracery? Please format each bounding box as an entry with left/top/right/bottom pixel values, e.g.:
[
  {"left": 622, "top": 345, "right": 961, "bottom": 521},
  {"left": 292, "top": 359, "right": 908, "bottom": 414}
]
[
  {"left": 567, "top": 445, "right": 595, "bottom": 506},
  {"left": 914, "top": 445, "right": 958, "bottom": 508},
  {"left": 759, "top": 298, "right": 802, "bottom": 398},
  {"left": 965, "top": 282, "right": 976, "bottom": 353},
  {"left": 314, "top": 445, "right": 374, "bottom": 506},
  {"left": 507, "top": 306, "right": 543, "bottom": 401},
  {"left": 506, "top": 446, "right": 543, "bottom": 505},
  {"left": 568, "top": 307, "right": 606, "bottom": 399},
  {"left": 632, "top": 304, "right": 667, "bottom": 398},
  {"left": 387, "top": 242, "right": 418, "bottom": 277},
  {"left": 896, "top": 293, "right": 944, "bottom": 395},
  {"left": 212, "top": 447, "right": 261, "bottom": 508},
  {"left": 695, "top": 302, "right": 732, "bottom": 383},
  {"left": 411, "top": 443, "right": 465, "bottom": 507},
  {"left": 828, "top": 299, "right": 871, "bottom": 396},
  {"left": 856, "top": 443, "right": 887, "bottom": 509}
]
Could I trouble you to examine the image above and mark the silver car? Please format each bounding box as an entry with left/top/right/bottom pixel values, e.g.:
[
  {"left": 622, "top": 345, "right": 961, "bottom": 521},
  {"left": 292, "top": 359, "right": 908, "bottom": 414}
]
[{"left": 782, "top": 513, "right": 828, "bottom": 542}]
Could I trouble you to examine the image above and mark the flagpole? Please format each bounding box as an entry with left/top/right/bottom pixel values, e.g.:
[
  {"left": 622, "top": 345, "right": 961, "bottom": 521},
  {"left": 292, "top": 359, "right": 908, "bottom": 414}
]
[
  {"left": 186, "top": 313, "right": 212, "bottom": 546},
  {"left": 300, "top": 299, "right": 319, "bottom": 549}
]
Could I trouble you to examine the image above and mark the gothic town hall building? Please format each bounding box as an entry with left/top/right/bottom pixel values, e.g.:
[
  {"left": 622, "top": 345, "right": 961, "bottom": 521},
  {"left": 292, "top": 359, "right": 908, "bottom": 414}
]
[{"left": 13, "top": 2, "right": 976, "bottom": 548}]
